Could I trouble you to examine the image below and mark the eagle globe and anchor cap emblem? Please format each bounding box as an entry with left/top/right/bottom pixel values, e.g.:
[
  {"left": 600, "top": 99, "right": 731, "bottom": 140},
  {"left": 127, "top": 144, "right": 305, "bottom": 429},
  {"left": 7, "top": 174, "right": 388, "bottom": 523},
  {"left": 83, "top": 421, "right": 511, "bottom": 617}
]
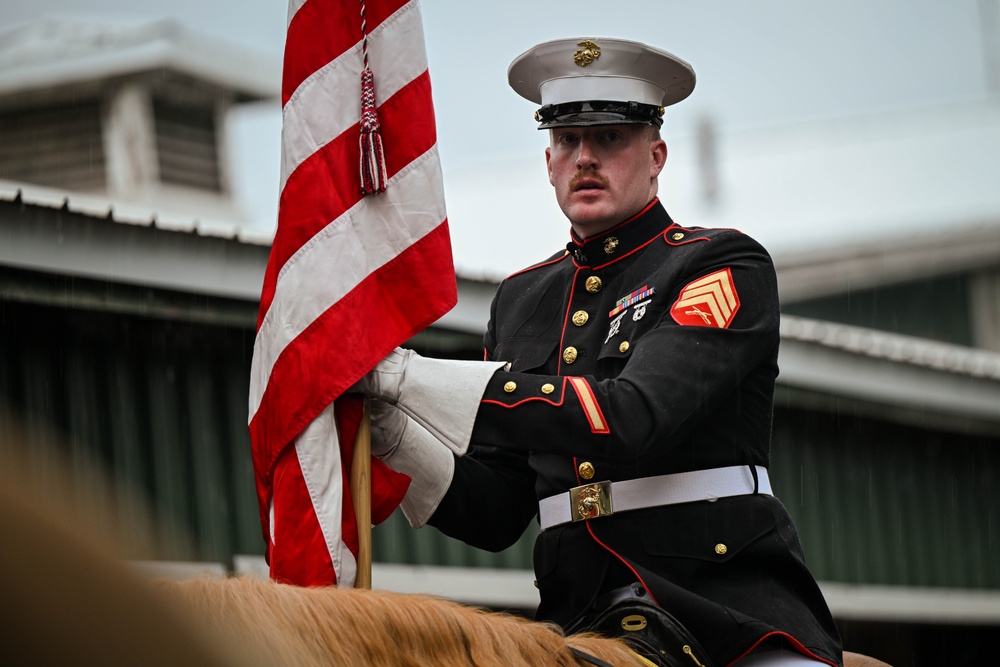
[{"left": 573, "top": 40, "right": 601, "bottom": 66}]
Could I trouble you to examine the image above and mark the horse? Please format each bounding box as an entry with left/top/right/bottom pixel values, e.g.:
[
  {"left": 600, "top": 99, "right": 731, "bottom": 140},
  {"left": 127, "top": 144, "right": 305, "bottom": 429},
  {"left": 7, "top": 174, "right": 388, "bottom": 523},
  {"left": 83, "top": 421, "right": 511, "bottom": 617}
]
[
  {"left": 154, "top": 574, "right": 896, "bottom": 667},
  {"left": 0, "top": 414, "right": 892, "bottom": 666}
]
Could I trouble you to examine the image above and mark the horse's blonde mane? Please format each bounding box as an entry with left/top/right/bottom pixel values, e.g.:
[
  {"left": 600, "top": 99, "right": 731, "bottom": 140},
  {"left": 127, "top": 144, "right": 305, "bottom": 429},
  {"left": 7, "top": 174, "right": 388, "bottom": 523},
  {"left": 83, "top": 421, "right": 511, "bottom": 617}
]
[{"left": 159, "top": 575, "right": 645, "bottom": 667}]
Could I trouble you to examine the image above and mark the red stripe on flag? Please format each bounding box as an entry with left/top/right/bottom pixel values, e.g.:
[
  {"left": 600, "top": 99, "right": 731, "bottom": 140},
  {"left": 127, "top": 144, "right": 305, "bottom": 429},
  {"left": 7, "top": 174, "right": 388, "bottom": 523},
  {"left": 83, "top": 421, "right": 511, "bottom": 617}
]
[
  {"left": 282, "top": 0, "right": 408, "bottom": 106},
  {"left": 251, "top": 221, "right": 454, "bottom": 515},
  {"left": 258, "top": 70, "right": 436, "bottom": 329},
  {"left": 270, "top": 444, "right": 337, "bottom": 585}
]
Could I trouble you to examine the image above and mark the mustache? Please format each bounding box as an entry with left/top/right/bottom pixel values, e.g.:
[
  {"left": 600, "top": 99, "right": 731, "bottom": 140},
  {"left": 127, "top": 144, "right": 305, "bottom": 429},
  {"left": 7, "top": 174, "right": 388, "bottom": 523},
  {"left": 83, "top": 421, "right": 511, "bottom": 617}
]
[{"left": 569, "top": 169, "right": 610, "bottom": 190}]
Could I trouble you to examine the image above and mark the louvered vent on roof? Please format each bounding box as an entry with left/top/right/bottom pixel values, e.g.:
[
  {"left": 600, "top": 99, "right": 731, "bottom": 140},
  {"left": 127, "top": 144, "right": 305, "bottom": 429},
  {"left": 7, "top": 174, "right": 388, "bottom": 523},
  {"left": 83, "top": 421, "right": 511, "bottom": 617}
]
[
  {"left": 152, "top": 97, "right": 222, "bottom": 193},
  {"left": 0, "top": 100, "right": 106, "bottom": 191}
]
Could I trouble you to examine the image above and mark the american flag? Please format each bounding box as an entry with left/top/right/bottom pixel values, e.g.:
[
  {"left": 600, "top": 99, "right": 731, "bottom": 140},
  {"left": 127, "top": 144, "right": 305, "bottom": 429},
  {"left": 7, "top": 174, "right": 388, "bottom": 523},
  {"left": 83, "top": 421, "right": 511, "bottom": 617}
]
[{"left": 248, "top": 0, "right": 455, "bottom": 587}]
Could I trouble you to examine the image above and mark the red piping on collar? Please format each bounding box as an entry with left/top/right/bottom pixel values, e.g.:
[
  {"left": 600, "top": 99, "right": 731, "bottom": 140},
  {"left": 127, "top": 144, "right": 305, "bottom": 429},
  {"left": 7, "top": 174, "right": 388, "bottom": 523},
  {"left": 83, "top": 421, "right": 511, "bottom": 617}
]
[
  {"left": 567, "top": 198, "right": 660, "bottom": 248},
  {"left": 576, "top": 233, "right": 662, "bottom": 271}
]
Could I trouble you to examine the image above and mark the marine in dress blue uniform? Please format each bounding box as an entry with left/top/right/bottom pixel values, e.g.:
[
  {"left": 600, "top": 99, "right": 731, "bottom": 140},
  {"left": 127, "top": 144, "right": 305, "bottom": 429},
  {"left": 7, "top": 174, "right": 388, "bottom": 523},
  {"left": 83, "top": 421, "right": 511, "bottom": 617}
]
[{"left": 355, "top": 37, "right": 843, "bottom": 667}]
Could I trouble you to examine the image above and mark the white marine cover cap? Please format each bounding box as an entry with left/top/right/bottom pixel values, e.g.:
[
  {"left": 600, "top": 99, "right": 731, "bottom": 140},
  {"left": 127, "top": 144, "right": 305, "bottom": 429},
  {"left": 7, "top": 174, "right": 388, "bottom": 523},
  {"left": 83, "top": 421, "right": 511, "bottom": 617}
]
[{"left": 508, "top": 37, "right": 696, "bottom": 129}]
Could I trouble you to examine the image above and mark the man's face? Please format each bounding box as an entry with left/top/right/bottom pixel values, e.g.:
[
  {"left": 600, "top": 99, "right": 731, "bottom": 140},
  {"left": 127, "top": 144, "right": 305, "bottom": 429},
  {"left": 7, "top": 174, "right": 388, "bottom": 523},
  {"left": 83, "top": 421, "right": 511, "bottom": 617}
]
[{"left": 545, "top": 124, "right": 667, "bottom": 239}]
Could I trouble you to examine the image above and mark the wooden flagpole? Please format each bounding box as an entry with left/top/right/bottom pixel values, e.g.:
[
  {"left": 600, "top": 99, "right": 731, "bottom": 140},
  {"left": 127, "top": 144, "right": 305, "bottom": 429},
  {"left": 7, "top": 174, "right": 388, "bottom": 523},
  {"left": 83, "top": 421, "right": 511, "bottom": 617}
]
[
  {"left": 350, "top": 397, "right": 373, "bottom": 589},
  {"left": 351, "top": 0, "right": 378, "bottom": 591}
]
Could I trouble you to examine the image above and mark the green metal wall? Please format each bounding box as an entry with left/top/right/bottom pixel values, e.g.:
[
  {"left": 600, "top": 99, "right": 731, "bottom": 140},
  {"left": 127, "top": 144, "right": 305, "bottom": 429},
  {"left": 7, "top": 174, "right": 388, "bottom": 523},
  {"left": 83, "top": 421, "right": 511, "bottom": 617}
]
[
  {"left": 782, "top": 273, "right": 974, "bottom": 346},
  {"left": 771, "top": 394, "right": 1000, "bottom": 589},
  {"left": 0, "top": 289, "right": 261, "bottom": 563}
]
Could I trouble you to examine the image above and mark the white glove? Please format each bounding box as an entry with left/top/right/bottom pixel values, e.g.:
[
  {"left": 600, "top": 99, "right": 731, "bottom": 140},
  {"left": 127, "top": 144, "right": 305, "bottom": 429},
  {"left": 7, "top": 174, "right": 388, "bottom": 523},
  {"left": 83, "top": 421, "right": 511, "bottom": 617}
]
[
  {"left": 354, "top": 348, "right": 505, "bottom": 456},
  {"left": 370, "top": 399, "right": 455, "bottom": 528}
]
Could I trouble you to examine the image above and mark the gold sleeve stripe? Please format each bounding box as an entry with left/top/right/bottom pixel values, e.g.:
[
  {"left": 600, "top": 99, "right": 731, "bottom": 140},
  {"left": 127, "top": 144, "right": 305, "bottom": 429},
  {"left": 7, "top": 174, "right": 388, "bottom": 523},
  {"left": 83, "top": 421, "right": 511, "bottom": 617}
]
[{"left": 568, "top": 377, "right": 610, "bottom": 434}]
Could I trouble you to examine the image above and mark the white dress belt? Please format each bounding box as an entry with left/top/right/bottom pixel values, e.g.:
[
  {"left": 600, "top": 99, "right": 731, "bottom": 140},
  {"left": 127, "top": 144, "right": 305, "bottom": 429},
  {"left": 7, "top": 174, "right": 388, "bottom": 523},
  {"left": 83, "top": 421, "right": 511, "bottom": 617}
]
[{"left": 538, "top": 465, "right": 772, "bottom": 531}]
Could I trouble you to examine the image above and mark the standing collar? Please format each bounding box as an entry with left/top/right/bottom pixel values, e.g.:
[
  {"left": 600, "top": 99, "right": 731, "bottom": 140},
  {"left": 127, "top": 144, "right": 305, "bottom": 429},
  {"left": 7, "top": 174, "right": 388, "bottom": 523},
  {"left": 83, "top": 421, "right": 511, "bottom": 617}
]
[{"left": 566, "top": 199, "right": 673, "bottom": 267}]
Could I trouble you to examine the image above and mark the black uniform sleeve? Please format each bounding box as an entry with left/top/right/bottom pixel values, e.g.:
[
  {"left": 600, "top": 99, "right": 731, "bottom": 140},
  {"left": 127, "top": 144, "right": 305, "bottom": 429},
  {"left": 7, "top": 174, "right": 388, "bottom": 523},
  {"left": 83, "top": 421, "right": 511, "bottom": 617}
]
[
  {"left": 427, "top": 280, "right": 539, "bottom": 552},
  {"left": 427, "top": 443, "right": 538, "bottom": 552}
]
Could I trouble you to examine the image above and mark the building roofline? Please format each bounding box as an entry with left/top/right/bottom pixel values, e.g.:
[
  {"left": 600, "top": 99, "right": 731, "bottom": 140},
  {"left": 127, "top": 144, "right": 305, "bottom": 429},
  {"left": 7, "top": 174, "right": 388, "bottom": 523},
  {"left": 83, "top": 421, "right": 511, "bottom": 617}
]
[
  {"left": 779, "top": 315, "right": 1000, "bottom": 423},
  {"left": 0, "top": 18, "right": 279, "bottom": 101},
  {"left": 0, "top": 180, "right": 274, "bottom": 246},
  {"left": 781, "top": 315, "right": 1000, "bottom": 381}
]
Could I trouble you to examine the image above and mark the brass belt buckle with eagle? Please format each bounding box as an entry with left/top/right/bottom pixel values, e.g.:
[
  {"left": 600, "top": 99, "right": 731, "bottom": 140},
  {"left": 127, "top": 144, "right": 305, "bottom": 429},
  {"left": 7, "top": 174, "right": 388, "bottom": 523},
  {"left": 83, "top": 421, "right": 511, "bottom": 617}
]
[{"left": 569, "top": 481, "right": 613, "bottom": 522}]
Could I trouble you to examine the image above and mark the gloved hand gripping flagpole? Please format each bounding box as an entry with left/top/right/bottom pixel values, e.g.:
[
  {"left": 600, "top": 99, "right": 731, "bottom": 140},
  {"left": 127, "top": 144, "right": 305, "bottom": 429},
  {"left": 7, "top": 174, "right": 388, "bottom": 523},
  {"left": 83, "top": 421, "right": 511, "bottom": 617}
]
[{"left": 351, "top": 0, "right": 387, "bottom": 591}]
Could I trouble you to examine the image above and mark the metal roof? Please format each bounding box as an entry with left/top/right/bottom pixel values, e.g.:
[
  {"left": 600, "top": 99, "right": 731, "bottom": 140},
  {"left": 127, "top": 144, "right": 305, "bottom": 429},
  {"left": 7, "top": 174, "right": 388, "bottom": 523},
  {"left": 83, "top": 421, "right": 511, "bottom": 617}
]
[
  {"left": 0, "top": 179, "right": 272, "bottom": 246},
  {"left": 779, "top": 315, "right": 1000, "bottom": 423},
  {"left": 782, "top": 315, "right": 1000, "bottom": 381}
]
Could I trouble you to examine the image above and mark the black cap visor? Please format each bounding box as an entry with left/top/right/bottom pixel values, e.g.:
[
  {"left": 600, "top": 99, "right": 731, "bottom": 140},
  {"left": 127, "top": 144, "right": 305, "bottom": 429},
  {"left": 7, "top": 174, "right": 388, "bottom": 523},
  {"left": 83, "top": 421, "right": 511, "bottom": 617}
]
[{"left": 536, "top": 100, "right": 664, "bottom": 129}]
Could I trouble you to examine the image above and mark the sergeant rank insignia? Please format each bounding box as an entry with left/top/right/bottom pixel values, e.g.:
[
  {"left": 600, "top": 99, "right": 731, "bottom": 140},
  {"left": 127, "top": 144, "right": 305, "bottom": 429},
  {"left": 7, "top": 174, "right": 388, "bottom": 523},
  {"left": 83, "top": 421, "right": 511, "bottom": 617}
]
[{"left": 670, "top": 268, "right": 741, "bottom": 329}]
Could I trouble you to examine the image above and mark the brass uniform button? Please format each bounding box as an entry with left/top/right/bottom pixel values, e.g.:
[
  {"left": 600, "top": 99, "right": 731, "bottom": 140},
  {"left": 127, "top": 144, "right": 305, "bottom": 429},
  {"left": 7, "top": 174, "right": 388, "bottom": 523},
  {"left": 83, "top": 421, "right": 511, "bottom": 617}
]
[
  {"left": 672, "top": 232, "right": 685, "bottom": 241},
  {"left": 572, "top": 310, "right": 590, "bottom": 326},
  {"left": 503, "top": 381, "right": 517, "bottom": 393},
  {"left": 541, "top": 383, "right": 555, "bottom": 394},
  {"left": 563, "top": 347, "right": 578, "bottom": 364},
  {"left": 603, "top": 236, "right": 619, "bottom": 254},
  {"left": 619, "top": 341, "right": 630, "bottom": 353},
  {"left": 585, "top": 276, "right": 603, "bottom": 293},
  {"left": 578, "top": 461, "right": 595, "bottom": 480},
  {"left": 715, "top": 543, "right": 728, "bottom": 555}
]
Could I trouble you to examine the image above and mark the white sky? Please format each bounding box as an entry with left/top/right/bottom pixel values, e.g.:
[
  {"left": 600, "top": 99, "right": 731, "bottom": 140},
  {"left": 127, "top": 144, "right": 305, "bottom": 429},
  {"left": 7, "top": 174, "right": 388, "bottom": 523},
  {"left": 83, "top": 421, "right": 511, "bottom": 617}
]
[{"left": 2, "top": 1, "right": 997, "bottom": 275}]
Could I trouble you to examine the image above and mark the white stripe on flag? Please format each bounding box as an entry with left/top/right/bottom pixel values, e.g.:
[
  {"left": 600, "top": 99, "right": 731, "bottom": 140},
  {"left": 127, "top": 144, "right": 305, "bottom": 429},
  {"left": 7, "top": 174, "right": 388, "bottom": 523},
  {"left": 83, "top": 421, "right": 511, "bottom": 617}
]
[
  {"left": 286, "top": 0, "right": 308, "bottom": 27},
  {"left": 293, "top": 402, "right": 358, "bottom": 587}
]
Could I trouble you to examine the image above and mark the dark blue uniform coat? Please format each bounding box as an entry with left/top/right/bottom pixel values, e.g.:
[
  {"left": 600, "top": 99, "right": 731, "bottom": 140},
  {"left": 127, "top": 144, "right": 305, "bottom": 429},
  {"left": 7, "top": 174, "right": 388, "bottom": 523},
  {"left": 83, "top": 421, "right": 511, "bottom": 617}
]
[{"left": 429, "top": 199, "right": 843, "bottom": 666}]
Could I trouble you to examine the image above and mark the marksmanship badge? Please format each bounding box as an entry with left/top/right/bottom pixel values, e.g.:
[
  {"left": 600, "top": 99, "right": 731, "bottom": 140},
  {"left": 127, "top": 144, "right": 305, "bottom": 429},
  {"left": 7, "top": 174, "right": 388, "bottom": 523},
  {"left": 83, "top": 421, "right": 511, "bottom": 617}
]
[{"left": 605, "top": 311, "right": 626, "bottom": 344}]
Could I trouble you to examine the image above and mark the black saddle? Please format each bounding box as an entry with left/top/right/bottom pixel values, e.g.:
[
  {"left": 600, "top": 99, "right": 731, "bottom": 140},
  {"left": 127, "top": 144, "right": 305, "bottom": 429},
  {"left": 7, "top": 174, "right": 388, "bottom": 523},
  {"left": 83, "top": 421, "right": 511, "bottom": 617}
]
[{"left": 570, "top": 583, "right": 714, "bottom": 667}]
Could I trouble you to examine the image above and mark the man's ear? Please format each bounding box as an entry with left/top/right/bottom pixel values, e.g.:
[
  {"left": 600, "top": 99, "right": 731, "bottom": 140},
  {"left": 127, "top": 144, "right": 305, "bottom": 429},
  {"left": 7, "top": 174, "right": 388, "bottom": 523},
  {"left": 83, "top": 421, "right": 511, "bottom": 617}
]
[
  {"left": 545, "top": 146, "right": 555, "bottom": 186},
  {"left": 650, "top": 138, "right": 667, "bottom": 179}
]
